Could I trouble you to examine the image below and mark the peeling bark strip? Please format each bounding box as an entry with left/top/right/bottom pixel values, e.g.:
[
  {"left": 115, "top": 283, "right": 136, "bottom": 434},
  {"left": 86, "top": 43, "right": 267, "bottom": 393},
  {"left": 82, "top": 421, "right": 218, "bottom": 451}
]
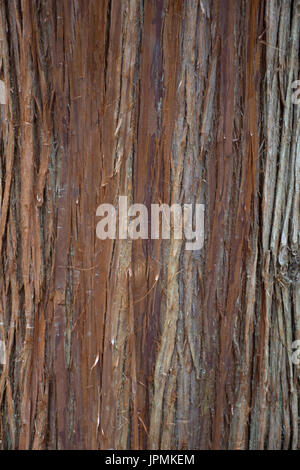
[{"left": 0, "top": 0, "right": 299, "bottom": 450}]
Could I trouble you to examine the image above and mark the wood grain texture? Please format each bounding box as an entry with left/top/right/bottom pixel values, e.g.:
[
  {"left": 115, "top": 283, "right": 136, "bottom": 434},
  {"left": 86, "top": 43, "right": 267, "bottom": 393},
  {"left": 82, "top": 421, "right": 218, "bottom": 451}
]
[{"left": 0, "top": 0, "right": 299, "bottom": 450}]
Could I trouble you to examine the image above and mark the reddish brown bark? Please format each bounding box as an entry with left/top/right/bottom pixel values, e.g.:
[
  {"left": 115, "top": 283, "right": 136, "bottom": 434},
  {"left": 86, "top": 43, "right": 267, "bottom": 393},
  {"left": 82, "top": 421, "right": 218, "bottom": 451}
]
[{"left": 0, "top": 0, "right": 299, "bottom": 450}]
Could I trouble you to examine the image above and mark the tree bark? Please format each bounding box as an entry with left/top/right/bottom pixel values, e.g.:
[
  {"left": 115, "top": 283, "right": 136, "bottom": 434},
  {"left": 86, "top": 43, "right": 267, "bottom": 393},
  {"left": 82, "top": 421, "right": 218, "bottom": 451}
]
[{"left": 0, "top": 0, "right": 299, "bottom": 450}]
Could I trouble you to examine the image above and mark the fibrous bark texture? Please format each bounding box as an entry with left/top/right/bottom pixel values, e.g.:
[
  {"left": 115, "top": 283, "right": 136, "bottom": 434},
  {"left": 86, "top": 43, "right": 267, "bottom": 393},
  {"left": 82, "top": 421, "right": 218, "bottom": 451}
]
[{"left": 0, "top": 0, "right": 299, "bottom": 450}]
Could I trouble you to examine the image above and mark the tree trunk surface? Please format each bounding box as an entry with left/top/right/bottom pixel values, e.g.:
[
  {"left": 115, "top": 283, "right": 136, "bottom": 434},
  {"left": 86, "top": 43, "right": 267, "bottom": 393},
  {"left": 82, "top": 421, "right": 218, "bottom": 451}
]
[{"left": 0, "top": 0, "right": 299, "bottom": 450}]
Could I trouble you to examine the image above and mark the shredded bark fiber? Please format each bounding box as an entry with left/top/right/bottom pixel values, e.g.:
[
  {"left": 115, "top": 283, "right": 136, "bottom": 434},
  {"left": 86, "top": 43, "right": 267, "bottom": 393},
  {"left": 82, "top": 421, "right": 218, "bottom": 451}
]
[{"left": 0, "top": 0, "right": 299, "bottom": 450}]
